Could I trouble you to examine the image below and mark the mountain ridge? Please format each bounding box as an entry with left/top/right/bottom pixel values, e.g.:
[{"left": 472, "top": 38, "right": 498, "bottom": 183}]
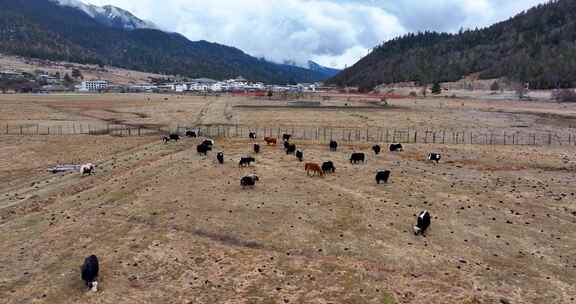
[{"left": 0, "top": 0, "right": 328, "bottom": 84}]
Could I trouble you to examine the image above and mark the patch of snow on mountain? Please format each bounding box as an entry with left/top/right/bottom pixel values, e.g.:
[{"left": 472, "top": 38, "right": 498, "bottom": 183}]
[{"left": 50, "top": 0, "right": 158, "bottom": 30}]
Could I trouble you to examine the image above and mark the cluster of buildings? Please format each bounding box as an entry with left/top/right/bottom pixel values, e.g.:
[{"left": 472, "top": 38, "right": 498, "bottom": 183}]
[
  {"left": 1, "top": 69, "right": 321, "bottom": 94},
  {"left": 75, "top": 78, "right": 319, "bottom": 93},
  {"left": 143, "top": 77, "right": 318, "bottom": 94}
]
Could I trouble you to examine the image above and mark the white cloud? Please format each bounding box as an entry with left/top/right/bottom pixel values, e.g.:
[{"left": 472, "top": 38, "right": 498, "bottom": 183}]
[{"left": 82, "top": 0, "right": 547, "bottom": 68}]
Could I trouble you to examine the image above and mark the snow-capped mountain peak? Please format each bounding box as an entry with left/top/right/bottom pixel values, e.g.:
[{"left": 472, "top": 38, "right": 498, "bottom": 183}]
[{"left": 50, "top": 0, "right": 158, "bottom": 30}]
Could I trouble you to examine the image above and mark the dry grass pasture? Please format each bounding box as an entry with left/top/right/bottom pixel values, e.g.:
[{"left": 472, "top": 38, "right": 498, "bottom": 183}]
[{"left": 0, "top": 94, "right": 575, "bottom": 304}]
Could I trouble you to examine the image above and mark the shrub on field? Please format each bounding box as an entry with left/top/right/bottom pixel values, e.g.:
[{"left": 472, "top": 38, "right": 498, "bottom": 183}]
[{"left": 552, "top": 89, "right": 576, "bottom": 102}]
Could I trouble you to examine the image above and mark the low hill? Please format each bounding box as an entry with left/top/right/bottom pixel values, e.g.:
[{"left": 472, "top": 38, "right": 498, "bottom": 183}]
[
  {"left": 329, "top": 0, "right": 576, "bottom": 90},
  {"left": 0, "top": 53, "right": 170, "bottom": 85}
]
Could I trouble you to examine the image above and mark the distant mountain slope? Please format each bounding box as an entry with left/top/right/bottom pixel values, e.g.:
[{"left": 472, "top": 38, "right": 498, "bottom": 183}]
[
  {"left": 329, "top": 0, "right": 576, "bottom": 90},
  {"left": 308, "top": 61, "right": 340, "bottom": 79},
  {"left": 0, "top": 0, "right": 328, "bottom": 83}
]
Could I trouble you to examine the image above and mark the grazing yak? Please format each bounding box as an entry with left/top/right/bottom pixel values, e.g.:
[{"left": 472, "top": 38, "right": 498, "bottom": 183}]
[
  {"left": 375, "top": 170, "right": 391, "bottom": 184},
  {"left": 283, "top": 134, "right": 292, "bottom": 142},
  {"left": 241, "top": 174, "right": 259, "bottom": 187},
  {"left": 305, "top": 163, "right": 323, "bottom": 177},
  {"left": 197, "top": 143, "right": 212, "bottom": 155},
  {"left": 185, "top": 130, "right": 197, "bottom": 138},
  {"left": 322, "top": 161, "right": 335, "bottom": 174},
  {"left": 163, "top": 133, "right": 180, "bottom": 143},
  {"left": 414, "top": 210, "right": 431, "bottom": 236},
  {"left": 81, "top": 255, "right": 99, "bottom": 292},
  {"left": 389, "top": 143, "right": 403, "bottom": 152},
  {"left": 264, "top": 137, "right": 277, "bottom": 145},
  {"left": 372, "top": 145, "right": 381, "bottom": 155},
  {"left": 350, "top": 153, "right": 366, "bottom": 164},
  {"left": 239, "top": 156, "right": 256, "bottom": 167},
  {"left": 80, "top": 163, "right": 95, "bottom": 176},
  {"left": 296, "top": 150, "right": 304, "bottom": 162},
  {"left": 285, "top": 144, "right": 296, "bottom": 155},
  {"left": 427, "top": 153, "right": 441, "bottom": 164},
  {"left": 254, "top": 144, "right": 261, "bottom": 154},
  {"left": 249, "top": 132, "right": 257, "bottom": 140},
  {"left": 217, "top": 152, "right": 224, "bottom": 164},
  {"left": 329, "top": 140, "right": 338, "bottom": 152}
]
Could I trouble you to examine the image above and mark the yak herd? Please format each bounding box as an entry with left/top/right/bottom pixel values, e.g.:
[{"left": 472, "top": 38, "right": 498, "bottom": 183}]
[
  {"left": 77, "top": 130, "right": 437, "bottom": 293},
  {"left": 182, "top": 130, "right": 435, "bottom": 240},
  {"left": 166, "top": 130, "right": 442, "bottom": 201}
]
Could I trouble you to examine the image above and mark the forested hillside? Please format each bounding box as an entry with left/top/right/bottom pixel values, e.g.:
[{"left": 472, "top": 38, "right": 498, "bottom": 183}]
[{"left": 329, "top": 0, "right": 576, "bottom": 90}]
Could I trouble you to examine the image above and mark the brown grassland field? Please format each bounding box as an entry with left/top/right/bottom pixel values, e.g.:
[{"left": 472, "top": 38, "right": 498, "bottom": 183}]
[{"left": 0, "top": 93, "right": 575, "bottom": 304}]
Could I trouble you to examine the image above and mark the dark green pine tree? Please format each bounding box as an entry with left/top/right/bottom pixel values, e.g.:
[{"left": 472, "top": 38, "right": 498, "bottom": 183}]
[{"left": 431, "top": 82, "right": 442, "bottom": 95}]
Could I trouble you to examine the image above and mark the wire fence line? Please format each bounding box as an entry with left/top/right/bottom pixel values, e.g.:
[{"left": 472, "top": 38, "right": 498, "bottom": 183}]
[{"left": 3, "top": 122, "right": 576, "bottom": 147}]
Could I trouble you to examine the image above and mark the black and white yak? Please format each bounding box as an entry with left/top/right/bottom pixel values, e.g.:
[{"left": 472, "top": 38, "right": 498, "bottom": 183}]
[
  {"left": 322, "top": 161, "right": 336, "bottom": 174},
  {"left": 202, "top": 139, "right": 215, "bottom": 147},
  {"left": 81, "top": 255, "right": 99, "bottom": 292},
  {"left": 375, "top": 170, "right": 391, "bottom": 184},
  {"left": 414, "top": 210, "right": 431, "bottom": 236},
  {"left": 217, "top": 152, "right": 224, "bottom": 164},
  {"left": 427, "top": 153, "right": 441, "bottom": 164},
  {"left": 296, "top": 150, "right": 303, "bottom": 162},
  {"left": 249, "top": 132, "right": 257, "bottom": 140},
  {"left": 80, "top": 163, "right": 95, "bottom": 176},
  {"left": 372, "top": 145, "right": 381, "bottom": 155},
  {"left": 329, "top": 140, "right": 338, "bottom": 152},
  {"left": 389, "top": 144, "right": 403, "bottom": 152},
  {"left": 350, "top": 153, "right": 366, "bottom": 164},
  {"left": 241, "top": 174, "right": 259, "bottom": 187},
  {"left": 239, "top": 156, "right": 256, "bottom": 167}
]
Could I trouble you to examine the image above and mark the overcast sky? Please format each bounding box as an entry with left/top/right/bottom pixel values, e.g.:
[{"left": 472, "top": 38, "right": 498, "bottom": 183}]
[{"left": 83, "top": 0, "right": 546, "bottom": 68}]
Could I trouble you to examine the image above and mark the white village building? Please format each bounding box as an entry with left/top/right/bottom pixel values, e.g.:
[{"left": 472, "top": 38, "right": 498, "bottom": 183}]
[{"left": 78, "top": 80, "right": 108, "bottom": 92}]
